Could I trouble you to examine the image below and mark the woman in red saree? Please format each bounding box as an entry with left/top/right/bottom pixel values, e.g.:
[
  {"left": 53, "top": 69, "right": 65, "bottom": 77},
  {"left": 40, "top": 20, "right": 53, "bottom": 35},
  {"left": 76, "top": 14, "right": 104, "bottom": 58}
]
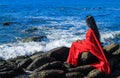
[{"left": 66, "top": 16, "right": 110, "bottom": 74}]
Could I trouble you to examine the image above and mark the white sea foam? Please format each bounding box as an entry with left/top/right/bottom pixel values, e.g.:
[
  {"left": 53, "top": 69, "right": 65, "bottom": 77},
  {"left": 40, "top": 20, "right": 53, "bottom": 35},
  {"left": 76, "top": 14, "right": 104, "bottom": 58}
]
[{"left": 0, "top": 16, "right": 120, "bottom": 60}]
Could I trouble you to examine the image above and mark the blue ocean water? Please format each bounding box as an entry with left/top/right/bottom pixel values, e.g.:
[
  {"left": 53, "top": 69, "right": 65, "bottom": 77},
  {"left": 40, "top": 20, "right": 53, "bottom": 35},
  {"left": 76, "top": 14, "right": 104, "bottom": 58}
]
[{"left": 0, "top": 0, "right": 120, "bottom": 59}]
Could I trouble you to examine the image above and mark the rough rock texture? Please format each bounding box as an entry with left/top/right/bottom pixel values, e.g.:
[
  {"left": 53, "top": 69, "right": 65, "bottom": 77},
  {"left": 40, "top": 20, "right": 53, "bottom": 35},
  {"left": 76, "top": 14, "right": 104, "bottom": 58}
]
[
  {"left": 27, "top": 56, "right": 55, "bottom": 71},
  {"left": 30, "top": 70, "right": 65, "bottom": 78},
  {"left": 1, "top": 44, "right": 120, "bottom": 78},
  {"left": 23, "top": 36, "right": 47, "bottom": 42}
]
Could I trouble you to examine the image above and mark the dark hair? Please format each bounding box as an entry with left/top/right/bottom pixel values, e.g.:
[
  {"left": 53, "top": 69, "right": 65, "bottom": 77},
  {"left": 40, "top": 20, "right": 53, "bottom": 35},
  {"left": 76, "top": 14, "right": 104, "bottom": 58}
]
[{"left": 86, "top": 16, "right": 100, "bottom": 41}]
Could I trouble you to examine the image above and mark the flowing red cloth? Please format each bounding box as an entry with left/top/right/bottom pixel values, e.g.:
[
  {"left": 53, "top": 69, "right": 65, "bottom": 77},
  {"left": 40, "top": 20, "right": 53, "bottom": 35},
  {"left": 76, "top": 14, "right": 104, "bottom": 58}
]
[{"left": 66, "top": 29, "right": 110, "bottom": 74}]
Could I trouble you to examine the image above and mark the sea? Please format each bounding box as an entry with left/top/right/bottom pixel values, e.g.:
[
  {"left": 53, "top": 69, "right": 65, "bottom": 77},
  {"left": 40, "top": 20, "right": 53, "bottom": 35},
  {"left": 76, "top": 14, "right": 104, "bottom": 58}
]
[{"left": 0, "top": 0, "right": 120, "bottom": 59}]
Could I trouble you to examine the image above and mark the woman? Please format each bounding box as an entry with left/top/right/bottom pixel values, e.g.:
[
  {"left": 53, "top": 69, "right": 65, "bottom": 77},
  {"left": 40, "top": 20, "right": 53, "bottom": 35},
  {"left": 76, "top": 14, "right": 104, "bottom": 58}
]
[{"left": 66, "top": 16, "right": 110, "bottom": 74}]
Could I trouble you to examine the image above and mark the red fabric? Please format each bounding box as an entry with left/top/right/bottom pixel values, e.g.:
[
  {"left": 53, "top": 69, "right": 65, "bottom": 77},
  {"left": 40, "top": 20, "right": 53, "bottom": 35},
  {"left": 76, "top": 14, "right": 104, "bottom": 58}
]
[{"left": 66, "top": 29, "right": 110, "bottom": 74}]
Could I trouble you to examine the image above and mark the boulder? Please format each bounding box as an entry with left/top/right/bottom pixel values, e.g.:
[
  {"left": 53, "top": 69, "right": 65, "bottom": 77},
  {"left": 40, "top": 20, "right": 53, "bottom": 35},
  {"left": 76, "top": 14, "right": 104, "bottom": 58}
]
[
  {"left": 65, "top": 72, "right": 84, "bottom": 78},
  {"left": 67, "top": 65, "right": 94, "bottom": 75},
  {"left": 45, "top": 47, "right": 69, "bottom": 62},
  {"left": 27, "top": 56, "right": 55, "bottom": 71},
  {"left": 34, "top": 61, "right": 63, "bottom": 72},
  {"left": 2, "top": 22, "right": 14, "bottom": 26},
  {"left": 63, "top": 62, "right": 74, "bottom": 69},
  {"left": 108, "top": 57, "right": 119, "bottom": 71},
  {"left": 112, "top": 46, "right": 120, "bottom": 56},
  {"left": 17, "top": 58, "right": 33, "bottom": 69},
  {"left": 109, "top": 69, "right": 120, "bottom": 78},
  {"left": 78, "top": 52, "right": 98, "bottom": 65},
  {"left": 30, "top": 70, "right": 65, "bottom": 78},
  {"left": 0, "top": 61, "right": 24, "bottom": 78},
  {"left": 7, "top": 56, "right": 29, "bottom": 66},
  {"left": 103, "top": 44, "right": 119, "bottom": 53},
  {"left": 85, "top": 69, "right": 104, "bottom": 78},
  {"left": 23, "top": 36, "right": 47, "bottom": 42},
  {"left": 25, "top": 27, "right": 38, "bottom": 32},
  {"left": 30, "top": 51, "right": 44, "bottom": 60}
]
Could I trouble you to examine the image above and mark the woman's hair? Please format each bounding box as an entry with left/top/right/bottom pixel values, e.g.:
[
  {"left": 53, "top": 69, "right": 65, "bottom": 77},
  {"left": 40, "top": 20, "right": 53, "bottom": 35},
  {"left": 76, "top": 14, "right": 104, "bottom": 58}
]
[{"left": 86, "top": 15, "right": 100, "bottom": 41}]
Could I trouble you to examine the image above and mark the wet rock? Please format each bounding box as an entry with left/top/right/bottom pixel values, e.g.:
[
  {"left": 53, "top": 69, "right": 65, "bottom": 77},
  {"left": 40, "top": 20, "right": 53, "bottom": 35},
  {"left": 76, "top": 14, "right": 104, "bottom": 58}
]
[
  {"left": 85, "top": 69, "right": 104, "bottom": 78},
  {"left": 25, "top": 27, "right": 38, "bottom": 32},
  {"left": 17, "top": 58, "right": 33, "bottom": 69},
  {"left": 2, "top": 22, "right": 14, "bottom": 26},
  {"left": 45, "top": 47, "right": 69, "bottom": 62},
  {"left": 27, "top": 56, "right": 55, "bottom": 71},
  {"left": 67, "top": 65, "right": 94, "bottom": 75},
  {"left": 78, "top": 52, "right": 98, "bottom": 65},
  {"left": 65, "top": 72, "right": 84, "bottom": 78},
  {"left": 23, "top": 36, "right": 47, "bottom": 42},
  {"left": 34, "top": 61, "right": 63, "bottom": 72},
  {"left": 30, "top": 51, "right": 44, "bottom": 60},
  {"left": 30, "top": 70, "right": 65, "bottom": 78},
  {"left": 103, "top": 44, "right": 119, "bottom": 53},
  {"left": 7, "top": 56, "right": 29, "bottom": 66},
  {"left": 0, "top": 61, "right": 24, "bottom": 78}
]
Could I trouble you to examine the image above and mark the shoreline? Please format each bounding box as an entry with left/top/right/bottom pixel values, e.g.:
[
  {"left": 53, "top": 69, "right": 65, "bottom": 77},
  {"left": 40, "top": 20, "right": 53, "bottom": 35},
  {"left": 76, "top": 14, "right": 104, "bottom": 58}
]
[{"left": 0, "top": 43, "right": 120, "bottom": 78}]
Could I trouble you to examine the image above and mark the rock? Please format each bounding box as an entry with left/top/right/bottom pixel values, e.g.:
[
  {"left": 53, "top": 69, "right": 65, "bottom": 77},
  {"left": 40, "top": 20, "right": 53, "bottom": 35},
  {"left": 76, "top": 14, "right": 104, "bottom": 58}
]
[
  {"left": 17, "top": 58, "right": 33, "bottom": 69},
  {"left": 116, "top": 75, "right": 120, "bottom": 78},
  {"left": 2, "top": 22, "right": 14, "bottom": 26},
  {"left": 30, "top": 70, "right": 65, "bottom": 78},
  {"left": 7, "top": 56, "right": 29, "bottom": 66},
  {"left": 45, "top": 47, "right": 69, "bottom": 62},
  {"left": 27, "top": 56, "right": 55, "bottom": 71},
  {"left": 23, "top": 36, "right": 47, "bottom": 42},
  {"left": 115, "top": 62, "right": 120, "bottom": 69},
  {"left": 78, "top": 52, "right": 98, "bottom": 65},
  {"left": 63, "top": 62, "right": 74, "bottom": 69},
  {"left": 108, "top": 57, "right": 119, "bottom": 71},
  {"left": 30, "top": 51, "right": 44, "bottom": 60},
  {"left": 67, "top": 65, "right": 94, "bottom": 75},
  {"left": 109, "top": 69, "right": 120, "bottom": 78},
  {"left": 112, "top": 46, "right": 120, "bottom": 56},
  {"left": 0, "top": 61, "right": 24, "bottom": 78},
  {"left": 103, "top": 44, "right": 119, "bottom": 53},
  {"left": 25, "top": 27, "right": 38, "bottom": 32},
  {"left": 65, "top": 72, "right": 84, "bottom": 78},
  {"left": 34, "top": 61, "right": 63, "bottom": 72},
  {"left": 86, "top": 69, "right": 104, "bottom": 78}
]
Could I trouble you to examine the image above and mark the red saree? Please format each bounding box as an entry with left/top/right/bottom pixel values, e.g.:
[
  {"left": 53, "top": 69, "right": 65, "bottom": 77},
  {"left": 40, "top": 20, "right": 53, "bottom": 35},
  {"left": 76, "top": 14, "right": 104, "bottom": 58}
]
[{"left": 66, "top": 29, "right": 110, "bottom": 74}]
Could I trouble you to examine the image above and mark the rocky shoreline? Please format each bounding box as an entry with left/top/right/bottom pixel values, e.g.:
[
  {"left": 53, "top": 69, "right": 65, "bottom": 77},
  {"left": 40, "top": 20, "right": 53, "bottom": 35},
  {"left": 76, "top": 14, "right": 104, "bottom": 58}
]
[{"left": 0, "top": 43, "right": 120, "bottom": 78}]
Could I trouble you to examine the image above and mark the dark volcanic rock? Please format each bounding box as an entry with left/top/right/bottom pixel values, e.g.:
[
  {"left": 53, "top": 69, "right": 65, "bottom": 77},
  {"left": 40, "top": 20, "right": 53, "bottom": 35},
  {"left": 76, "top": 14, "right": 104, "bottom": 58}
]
[
  {"left": 85, "top": 69, "right": 104, "bottom": 78},
  {"left": 112, "top": 45, "right": 120, "bottom": 56},
  {"left": 45, "top": 47, "right": 69, "bottom": 62},
  {"left": 23, "top": 36, "right": 47, "bottom": 42},
  {"left": 103, "top": 44, "right": 119, "bottom": 54},
  {"left": 65, "top": 72, "right": 84, "bottom": 78},
  {"left": 109, "top": 69, "right": 120, "bottom": 78},
  {"left": 30, "top": 70, "right": 65, "bottom": 78},
  {"left": 63, "top": 62, "right": 74, "bottom": 69},
  {"left": 0, "top": 60, "right": 24, "bottom": 78},
  {"left": 17, "top": 58, "right": 33, "bottom": 69},
  {"left": 25, "top": 27, "right": 38, "bottom": 32},
  {"left": 34, "top": 61, "right": 63, "bottom": 72},
  {"left": 67, "top": 65, "right": 94, "bottom": 75},
  {"left": 78, "top": 52, "right": 98, "bottom": 65},
  {"left": 7, "top": 55, "right": 29, "bottom": 66},
  {"left": 27, "top": 56, "right": 55, "bottom": 71},
  {"left": 108, "top": 57, "right": 119, "bottom": 71},
  {"left": 30, "top": 51, "right": 44, "bottom": 60},
  {"left": 2, "top": 22, "right": 14, "bottom": 26}
]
